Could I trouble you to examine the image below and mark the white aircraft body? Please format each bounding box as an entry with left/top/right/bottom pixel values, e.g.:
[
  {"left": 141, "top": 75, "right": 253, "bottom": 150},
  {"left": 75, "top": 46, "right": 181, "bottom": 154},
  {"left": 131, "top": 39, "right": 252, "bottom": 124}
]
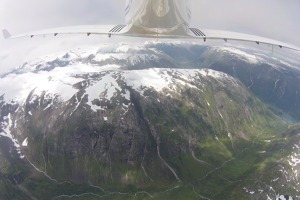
[{"left": 2, "top": 0, "right": 300, "bottom": 51}]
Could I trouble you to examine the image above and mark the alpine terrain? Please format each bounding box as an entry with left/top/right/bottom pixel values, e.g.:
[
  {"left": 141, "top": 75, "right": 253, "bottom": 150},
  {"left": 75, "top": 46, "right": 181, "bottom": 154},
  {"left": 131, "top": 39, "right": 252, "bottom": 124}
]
[{"left": 0, "top": 41, "right": 300, "bottom": 200}]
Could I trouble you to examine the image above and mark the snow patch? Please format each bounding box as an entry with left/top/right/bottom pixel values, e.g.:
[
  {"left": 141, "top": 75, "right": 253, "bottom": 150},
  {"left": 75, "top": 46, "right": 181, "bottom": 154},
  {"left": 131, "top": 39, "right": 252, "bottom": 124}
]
[
  {"left": 123, "top": 68, "right": 168, "bottom": 92},
  {"left": 272, "top": 177, "right": 279, "bottom": 182},
  {"left": 85, "top": 72, "right": 122, "bottom": 111},
  {"left": 243, "top": 187, "right": 255, "bottom": 195},
  {"left": 217, "top": 47, "right": 260, "bottom": 64},
  {"left": 122, "top": 89, "right": 130, "bottom": 101},
  {"left": 22, "top": 137, "right": 28, "bottom": 147},
  {"left": 199, "top": 69, "right": 227, "bottom": 80},
  {"left": 288, "top": 154, "right": 300, "bottom": 167},
  {"left": 228, "top": 132, "right": 232, "bottom": 138},
  {"left": 218, "top": 110, "right": 224, "bottom": 120},
  {"left": 0, "top": 65, "right": 82, "bottom": 103},
  {"left": 0, "top": 113, "right": 23, "bottom": 158}
]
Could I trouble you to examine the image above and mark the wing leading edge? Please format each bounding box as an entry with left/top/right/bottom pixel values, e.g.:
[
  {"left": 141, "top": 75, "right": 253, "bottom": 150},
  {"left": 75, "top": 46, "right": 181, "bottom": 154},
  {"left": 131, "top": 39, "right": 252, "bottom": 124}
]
[
  {"left": 2, "top": 25, "right": 128, "bottom": 39},
  {"left": 188, "top": 28, "right": 300, "bottom": 51},
  {"left": 2, "top": 25, "right": 300, "bottom": 51}
]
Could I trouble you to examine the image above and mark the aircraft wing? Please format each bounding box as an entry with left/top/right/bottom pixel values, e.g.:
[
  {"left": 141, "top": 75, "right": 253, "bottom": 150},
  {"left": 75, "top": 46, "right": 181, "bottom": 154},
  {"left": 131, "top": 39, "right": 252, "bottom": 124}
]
[
  {"left": 188, "top": 28, "right": 300, "bottom": 51},
  {"left": 3, "top": 25, "right": 300, "bottom": 51},
  {"left": 2, "top": 25, "right": 128, "bottom": 39}
]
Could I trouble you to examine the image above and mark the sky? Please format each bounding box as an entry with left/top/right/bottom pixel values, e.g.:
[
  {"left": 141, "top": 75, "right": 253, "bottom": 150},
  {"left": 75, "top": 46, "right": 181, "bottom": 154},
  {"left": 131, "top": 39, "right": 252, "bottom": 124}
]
[{"left": 0, "top": 0, "right": 299, "bottom": 73}]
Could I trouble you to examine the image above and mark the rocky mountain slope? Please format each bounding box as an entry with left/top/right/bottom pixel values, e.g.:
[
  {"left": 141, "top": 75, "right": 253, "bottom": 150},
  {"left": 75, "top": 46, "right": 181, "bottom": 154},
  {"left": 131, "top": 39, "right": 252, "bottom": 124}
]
[{"left": 0, "top": 42, "right": 300, "bottom": 199}]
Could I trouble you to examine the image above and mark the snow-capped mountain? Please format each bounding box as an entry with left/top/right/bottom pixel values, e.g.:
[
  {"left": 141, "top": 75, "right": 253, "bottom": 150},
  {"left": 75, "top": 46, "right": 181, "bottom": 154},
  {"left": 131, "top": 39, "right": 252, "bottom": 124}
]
[{"left": 0, "top": 42, "right": 299, "bottom": 200}]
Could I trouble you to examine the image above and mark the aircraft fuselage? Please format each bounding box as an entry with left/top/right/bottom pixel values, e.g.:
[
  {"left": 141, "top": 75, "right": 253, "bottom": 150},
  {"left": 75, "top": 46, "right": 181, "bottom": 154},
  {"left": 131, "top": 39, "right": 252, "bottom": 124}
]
[{"left": 125, "top": 0, "right": 191, "bottom": 35}]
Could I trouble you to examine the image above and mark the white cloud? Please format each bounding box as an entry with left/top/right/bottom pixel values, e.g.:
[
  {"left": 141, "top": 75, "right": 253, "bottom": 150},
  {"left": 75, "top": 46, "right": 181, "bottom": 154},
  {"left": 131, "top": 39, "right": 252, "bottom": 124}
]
[
  {"left": 190, "top": 0, "right": 300, "bottom": 46},
  {"left": 0, "top": 0, "right": 124, "bottom": 33}
]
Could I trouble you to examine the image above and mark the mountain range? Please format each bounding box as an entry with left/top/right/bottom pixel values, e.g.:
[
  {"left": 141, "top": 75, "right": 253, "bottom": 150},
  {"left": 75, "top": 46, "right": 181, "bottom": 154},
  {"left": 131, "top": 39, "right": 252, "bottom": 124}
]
[{"left": 0, "top": 42, "right": 300, "bottom": 199}]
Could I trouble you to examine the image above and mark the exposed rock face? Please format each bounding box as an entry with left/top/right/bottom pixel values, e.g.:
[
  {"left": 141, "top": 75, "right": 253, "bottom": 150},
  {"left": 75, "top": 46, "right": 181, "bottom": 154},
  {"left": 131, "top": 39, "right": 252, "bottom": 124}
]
[{"left": 0, "top": 42, "right": 299, "bottom": 199}]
